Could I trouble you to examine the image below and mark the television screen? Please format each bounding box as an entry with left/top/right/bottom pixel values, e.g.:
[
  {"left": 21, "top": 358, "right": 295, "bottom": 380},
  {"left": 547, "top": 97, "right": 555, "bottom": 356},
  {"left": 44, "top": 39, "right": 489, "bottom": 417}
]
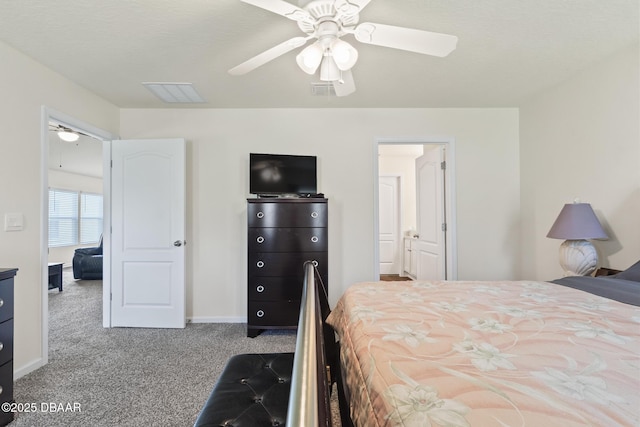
[{"left": 250, "top": 153, "right": 317, "bottom": 195}]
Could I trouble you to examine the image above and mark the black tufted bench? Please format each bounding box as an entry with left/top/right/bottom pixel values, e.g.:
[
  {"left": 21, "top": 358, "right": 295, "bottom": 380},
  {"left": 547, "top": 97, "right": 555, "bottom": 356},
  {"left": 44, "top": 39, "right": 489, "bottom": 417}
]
[
  {"left": 193, "top": 353, "right": 294, "bottom": 427},
  {"left": 194, "top": 262, "right": 347, "bottom": 427}
]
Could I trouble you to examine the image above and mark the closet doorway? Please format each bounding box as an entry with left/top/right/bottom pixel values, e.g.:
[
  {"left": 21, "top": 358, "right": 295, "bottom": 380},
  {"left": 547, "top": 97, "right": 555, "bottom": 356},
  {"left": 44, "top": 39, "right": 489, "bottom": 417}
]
[{"left": 375, "top": 140, "right": 457, "bottom": 281}]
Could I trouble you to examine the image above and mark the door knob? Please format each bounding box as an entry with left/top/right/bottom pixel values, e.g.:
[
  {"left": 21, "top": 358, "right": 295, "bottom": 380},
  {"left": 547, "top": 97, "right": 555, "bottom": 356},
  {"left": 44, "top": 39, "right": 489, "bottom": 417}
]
[{"left": 174, "top": 240, "right": 183, "bottom": 247}]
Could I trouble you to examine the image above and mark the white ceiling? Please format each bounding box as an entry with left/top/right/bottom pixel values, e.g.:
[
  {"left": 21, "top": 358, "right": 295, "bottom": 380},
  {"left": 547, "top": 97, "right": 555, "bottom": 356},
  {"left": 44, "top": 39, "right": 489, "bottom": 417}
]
[{"left": 1, "top": 0, "right": 637, "bottom": 109}]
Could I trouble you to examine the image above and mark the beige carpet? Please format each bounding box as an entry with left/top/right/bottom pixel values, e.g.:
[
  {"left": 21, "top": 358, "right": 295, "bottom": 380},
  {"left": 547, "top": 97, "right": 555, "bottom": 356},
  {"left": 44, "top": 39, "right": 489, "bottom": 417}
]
[{"left": 12, "top": 269, "right": 341, "bottom": 426}]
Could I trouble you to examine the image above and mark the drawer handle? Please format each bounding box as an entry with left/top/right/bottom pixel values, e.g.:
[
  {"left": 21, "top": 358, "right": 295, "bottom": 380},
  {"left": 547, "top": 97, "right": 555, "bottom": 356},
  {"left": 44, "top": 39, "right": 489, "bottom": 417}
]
[
  {"left": 0, "top": 385, "right": 2, "bottom": 395},
  {"left": 256, "top": 211, "right": 264, "bottom": 219},
  {"left": 0, "top": 298, "right": 3, "bottom": 308},
  {"left": 311, "top": 211, "right": 318, "bottom": 218},
  {"left": 256, "top": 310, "right": 265, "bottom": 318},
  {"left": 256, "top": 285, "right": 265, "bottom": 293},
  {"left": 311, "top": 236, "right": 318, "bottom": 243},
  {"left": 256, "top": 236, "right": 265, "bottom": 244},
  {"left": 0, "top": 342, "right": 3, "bottom": 352},
  {"left": 312, "top": 260, "right": 319, "bottom": 267},
  {"left": 256, "top": 261, "right": 264, "bottom": 268}
]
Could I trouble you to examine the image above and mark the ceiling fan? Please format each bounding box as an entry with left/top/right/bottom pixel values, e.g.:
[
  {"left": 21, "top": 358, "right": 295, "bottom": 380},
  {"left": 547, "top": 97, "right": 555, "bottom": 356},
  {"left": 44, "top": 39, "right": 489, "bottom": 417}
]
[
  {"left": 48, "top": 124, "right": 88, "bottom": 142},
  {"left": 228, "top": 0, "right": 458, "bottom": 96}
]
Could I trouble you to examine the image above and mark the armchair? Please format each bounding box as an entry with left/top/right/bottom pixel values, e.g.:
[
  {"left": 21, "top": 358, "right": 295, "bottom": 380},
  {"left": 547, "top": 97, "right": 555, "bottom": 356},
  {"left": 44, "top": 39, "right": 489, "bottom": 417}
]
[{"left": 72, "top": 238, "right": 103, "bottom": 280}]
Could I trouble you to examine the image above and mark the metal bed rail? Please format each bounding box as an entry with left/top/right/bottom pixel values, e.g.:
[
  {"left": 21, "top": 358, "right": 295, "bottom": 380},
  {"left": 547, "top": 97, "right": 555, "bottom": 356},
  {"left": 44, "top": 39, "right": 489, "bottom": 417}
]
[{"left": 286, "top": 260, "right": 332, "bottom": 427}]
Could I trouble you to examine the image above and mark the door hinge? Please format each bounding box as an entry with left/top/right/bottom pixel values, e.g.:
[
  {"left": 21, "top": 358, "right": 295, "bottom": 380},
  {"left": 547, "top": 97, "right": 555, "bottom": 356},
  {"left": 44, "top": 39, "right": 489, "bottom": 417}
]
[
  {"left": 111, "top": 160, "right": 113, "bottom": 168},
  {"left": 442, "top": 223, "right": 447, "bottom": 232},
  {"left": 440, "top": 161, "right": 446, "bottom": 170},
  {"left": 110, "top": 293, "right": 112, "bottom": 301}
]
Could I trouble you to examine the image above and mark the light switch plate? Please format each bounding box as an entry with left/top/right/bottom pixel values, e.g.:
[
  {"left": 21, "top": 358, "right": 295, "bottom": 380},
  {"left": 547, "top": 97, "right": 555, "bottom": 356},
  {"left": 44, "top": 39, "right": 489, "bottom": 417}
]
[{"left": 5, "top": 213, "right": 24, "bottom": 231}]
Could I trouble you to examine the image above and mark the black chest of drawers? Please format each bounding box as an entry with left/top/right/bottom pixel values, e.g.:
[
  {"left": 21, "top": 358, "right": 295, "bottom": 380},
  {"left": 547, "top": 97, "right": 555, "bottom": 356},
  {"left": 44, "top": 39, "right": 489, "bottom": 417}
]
[
  {"left": 247, "top": 198, "right": 328, "bottom": 337},
  {"left": 0, "top": 268, "right": 17, "bottom": 427}
]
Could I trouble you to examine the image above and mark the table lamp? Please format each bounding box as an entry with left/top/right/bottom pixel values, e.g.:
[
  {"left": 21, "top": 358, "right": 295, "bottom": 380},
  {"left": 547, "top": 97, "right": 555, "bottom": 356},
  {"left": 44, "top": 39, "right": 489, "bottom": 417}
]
[{"left": 546, "top": 202, "right": 608, "bottom": 276}]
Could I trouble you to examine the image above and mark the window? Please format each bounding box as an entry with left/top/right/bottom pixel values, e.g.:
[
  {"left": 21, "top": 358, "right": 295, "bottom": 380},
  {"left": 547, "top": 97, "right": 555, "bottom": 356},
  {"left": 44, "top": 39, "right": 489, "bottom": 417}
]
[
  {"left": 81, "top": 193, "right": 103, "bottom": 244},
  {"left": 48, "top": 189, "right": 103, "bottom": 247},
  {"left": 49, "top": 189, "right": 78, "bottom": 247}
]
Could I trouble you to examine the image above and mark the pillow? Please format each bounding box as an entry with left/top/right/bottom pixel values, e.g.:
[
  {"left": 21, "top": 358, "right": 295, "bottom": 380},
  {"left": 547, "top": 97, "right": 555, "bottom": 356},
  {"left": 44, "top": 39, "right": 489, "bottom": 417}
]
[{"left": 613, "top": 260, "right": 640, "bottom": 282}]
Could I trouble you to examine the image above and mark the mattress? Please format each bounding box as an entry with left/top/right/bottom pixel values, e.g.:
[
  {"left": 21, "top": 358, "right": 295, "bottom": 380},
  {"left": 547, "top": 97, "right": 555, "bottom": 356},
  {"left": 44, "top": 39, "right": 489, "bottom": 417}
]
[{"left": 327, "top": 279, "right": 640, "bottom": 427}]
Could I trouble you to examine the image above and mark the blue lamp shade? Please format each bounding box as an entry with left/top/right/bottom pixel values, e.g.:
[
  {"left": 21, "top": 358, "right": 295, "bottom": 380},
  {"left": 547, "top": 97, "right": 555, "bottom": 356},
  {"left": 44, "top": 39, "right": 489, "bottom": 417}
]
[{"left": 547, "top": 203, "right": 608, "bottom": 240}]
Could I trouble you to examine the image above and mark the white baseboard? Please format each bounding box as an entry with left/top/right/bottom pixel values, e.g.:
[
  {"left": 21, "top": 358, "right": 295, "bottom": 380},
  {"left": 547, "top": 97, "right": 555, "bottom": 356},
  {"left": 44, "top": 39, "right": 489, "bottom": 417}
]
[
  {"left": 188, "top": 316, "right": 246, "bottom": 324},
  {"left": 14, "top": 358, "right": 46, "bottom": 380}
]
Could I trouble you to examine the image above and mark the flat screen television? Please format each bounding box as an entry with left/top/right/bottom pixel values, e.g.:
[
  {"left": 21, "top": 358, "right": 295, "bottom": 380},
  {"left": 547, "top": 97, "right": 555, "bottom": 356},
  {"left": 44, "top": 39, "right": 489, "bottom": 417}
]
[{"left": 249, "top": 153, "right": 317, "bottom": 196}]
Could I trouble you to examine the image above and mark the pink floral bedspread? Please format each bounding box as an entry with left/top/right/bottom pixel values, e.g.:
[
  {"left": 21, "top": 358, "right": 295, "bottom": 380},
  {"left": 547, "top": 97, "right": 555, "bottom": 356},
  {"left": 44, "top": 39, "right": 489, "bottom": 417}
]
[{"left": 326, "top": 280, "right": 640, "bottom": 427}]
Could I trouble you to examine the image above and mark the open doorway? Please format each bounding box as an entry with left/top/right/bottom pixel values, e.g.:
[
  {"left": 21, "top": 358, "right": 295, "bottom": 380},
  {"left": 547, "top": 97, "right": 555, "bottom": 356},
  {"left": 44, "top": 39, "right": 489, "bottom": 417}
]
[
  {"left": 374, "top": 139, "right": 457, "bottom": 281},
  {"left": 40, "top": 108, "right": 115, "bottom": 369},
  {"left": 47, "top": 122, "right": 104, "bottom": 272}
]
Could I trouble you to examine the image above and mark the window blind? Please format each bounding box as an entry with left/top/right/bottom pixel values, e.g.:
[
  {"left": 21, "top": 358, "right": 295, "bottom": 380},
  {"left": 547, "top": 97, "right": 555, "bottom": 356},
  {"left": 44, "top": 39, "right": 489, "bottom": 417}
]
[
  {"left": 80, "top": 193, "right": 103, "bottom": 244},
  {"left": 48, "top": 189, "right": 103, "bottom": 247},
  {"left": 48, "top": 189, "right": 79, "bottom": 247}
]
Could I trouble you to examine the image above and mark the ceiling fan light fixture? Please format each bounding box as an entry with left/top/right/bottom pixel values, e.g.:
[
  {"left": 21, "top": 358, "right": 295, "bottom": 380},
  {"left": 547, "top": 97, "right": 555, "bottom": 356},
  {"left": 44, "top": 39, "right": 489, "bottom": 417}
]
[
  {"left": 57, "top": 130, "right": 79, "bottom": 142},
  {"left": 232, "top": 0, "right": 457, "bottom": 98},
  {"left": 330, "top": 39, "right": 358, "bottom": 70},
  {"left": 296, "top": 42, "right": 324, "bottom": 74}
]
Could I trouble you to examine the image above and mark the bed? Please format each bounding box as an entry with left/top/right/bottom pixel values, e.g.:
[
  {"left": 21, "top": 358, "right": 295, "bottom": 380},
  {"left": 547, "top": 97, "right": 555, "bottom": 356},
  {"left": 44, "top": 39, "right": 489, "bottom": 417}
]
[{"left": 327, "top": 265, "right": 640, "bottom": 427}]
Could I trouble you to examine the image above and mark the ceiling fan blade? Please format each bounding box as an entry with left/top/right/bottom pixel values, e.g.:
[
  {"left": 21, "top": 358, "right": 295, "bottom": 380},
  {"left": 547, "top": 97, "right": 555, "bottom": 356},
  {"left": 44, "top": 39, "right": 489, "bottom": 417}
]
[
  {"left": 240, "top": 0, "right": 313, "bottom": 23},
  {"left": 333, "top": 70, "right": 356, "bottom": 97},
  {"left": 229, "top": 36, "right": 311, "bottom": 75},
  {"left": 335, "top": 0, "right": 372, "bottom": 16},
  {"left": 353, "top": 22, "right": 458, "bottom": 57}
]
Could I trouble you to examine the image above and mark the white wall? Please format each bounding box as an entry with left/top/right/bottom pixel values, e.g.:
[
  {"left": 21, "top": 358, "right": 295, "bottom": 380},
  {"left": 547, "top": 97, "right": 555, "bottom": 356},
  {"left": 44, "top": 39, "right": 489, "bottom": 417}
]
[
  {"left": 0, "top": 41, "right": 119, "bottom": 376},
  {"left": 120, "top": 107, "right": 520, "bottom": 321},
  {"left": 520, "top": 43, "right": 640, "bottom": 280}
]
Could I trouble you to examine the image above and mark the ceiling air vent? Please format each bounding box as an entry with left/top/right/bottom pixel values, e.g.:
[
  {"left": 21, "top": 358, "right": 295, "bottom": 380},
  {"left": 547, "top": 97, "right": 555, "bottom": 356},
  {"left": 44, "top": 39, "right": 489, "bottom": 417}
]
[
  {"left": 143, "top": 82, "right": 206, "bottom": 103},
  {"left": 310, "top": 82, "right": 336, "bottom": 97}
]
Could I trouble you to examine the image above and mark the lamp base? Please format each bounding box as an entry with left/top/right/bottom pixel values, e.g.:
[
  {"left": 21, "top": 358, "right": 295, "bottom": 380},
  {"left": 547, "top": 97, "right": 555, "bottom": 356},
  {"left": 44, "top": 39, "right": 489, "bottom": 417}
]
[{"left": 558, "top": 239, "right": 598, "bottom": 276}]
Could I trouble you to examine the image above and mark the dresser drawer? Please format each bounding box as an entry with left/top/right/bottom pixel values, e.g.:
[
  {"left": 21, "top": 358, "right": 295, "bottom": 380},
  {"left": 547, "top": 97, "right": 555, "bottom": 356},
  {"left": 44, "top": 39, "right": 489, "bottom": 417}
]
[
  {"left": 248, "top": 227, "right": 327, "bottom": 252},
  {"left": 248, "top": 202, "right": 327, "bottom": 228},
  {"left": 248, "top": 300, "right": 300, "bottom": 326},
  {"left": 0, "top": 281, "right": 13, "bottom": 324},
  {"left": 0, "top": 359, "right": 12, "bottom": 426},
  {"left": 0, "top": 320, "right": 12, "bottom": 367},
  {"left": 248, "top": 252, "right": 327, "bottom": 279},
  {"left": 248, "top": 277, "right": 302, "bottom": 301},
  {"left": 0, "top": 360, "right": 12, "bottom": 404}
]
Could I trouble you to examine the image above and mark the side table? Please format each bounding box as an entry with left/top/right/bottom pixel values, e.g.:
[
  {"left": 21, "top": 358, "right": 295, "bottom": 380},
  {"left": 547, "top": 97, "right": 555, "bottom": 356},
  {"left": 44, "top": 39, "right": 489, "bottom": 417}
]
[
  {"left": 48, "top": 262, "right": 63, "bottom": 292},
  {"left": 594, "top": 267, "right": 622, "bottom": 277}
]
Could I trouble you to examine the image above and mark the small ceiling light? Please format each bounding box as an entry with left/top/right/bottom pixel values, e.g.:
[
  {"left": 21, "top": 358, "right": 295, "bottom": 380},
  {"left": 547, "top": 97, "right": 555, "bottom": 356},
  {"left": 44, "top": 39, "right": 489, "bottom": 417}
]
[
  {"left": 296, "top": 42, "right": 324, "bottom": 74},
  {"left": 330, "top": 39, "right": 358, "bottom": 71},
  {"left": 57, "top": 130, "right": 79, "bottom": 142}
]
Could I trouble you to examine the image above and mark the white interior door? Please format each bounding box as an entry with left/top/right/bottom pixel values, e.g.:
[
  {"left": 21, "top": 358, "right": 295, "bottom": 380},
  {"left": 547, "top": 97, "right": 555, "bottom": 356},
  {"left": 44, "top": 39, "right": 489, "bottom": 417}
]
[
  {"left": 111, "top": 138, "right": 186, "bottom": 328},
  {"left": 415, "top": 146, "right": 446, "bottom": 280},
  {"left": 379, "top": 176, "right": 401, "bottom": 274}
]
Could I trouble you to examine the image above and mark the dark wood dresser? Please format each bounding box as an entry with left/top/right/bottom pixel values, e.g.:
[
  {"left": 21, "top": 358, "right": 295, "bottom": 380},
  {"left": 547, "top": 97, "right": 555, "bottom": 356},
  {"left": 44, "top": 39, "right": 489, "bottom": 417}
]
[
  {"left": 247, "top": 198, "right": 328, "bottom": 337},
  {"left": 0, "top": 268, "right": 17, "bottom": 426}
]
